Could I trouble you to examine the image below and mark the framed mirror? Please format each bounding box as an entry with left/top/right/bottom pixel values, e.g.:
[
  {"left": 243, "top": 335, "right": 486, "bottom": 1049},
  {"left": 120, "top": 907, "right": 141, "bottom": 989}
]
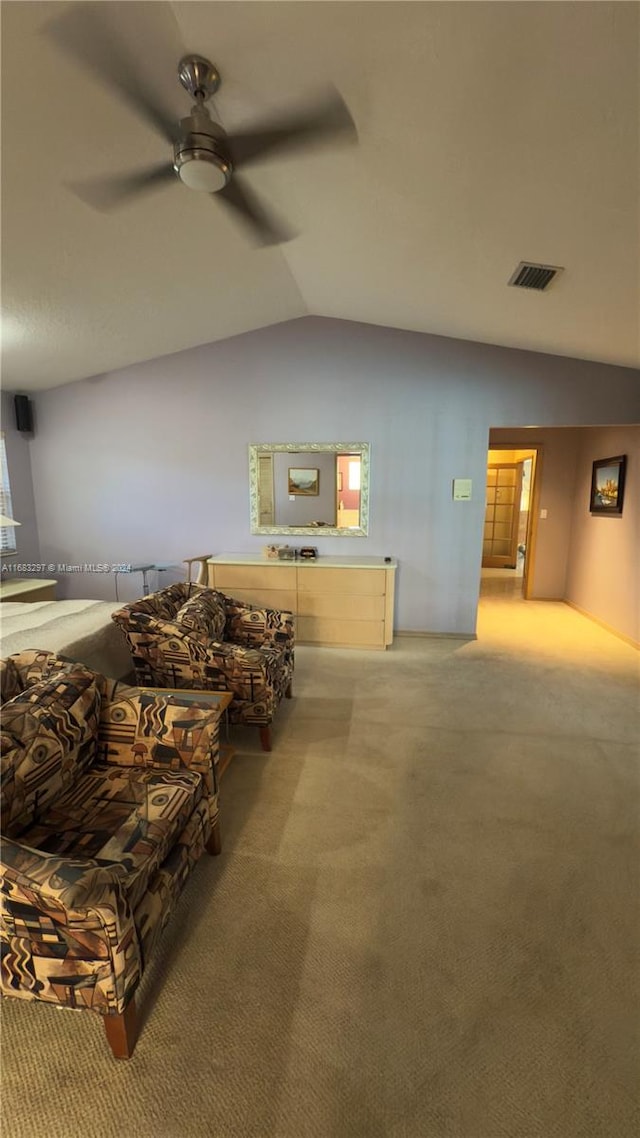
[{"left": 249, "top": 443, "right": 370, "bottom": 536}]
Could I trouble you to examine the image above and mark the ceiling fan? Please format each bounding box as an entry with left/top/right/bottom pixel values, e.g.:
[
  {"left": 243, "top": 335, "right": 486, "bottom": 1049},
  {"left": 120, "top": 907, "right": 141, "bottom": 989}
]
[{"left": 45, "top": 3, "right": 357, "bottom": 246}]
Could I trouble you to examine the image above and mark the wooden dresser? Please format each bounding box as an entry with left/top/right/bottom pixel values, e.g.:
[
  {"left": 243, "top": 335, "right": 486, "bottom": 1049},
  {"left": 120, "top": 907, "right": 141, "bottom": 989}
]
[{"left": 207, "top": 555, "right": 397, "bottom": 649}]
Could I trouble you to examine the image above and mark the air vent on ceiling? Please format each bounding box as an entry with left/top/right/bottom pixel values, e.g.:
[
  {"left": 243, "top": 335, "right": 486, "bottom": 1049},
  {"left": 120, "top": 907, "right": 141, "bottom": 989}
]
[{"left": 508, "top": 262, "right": 564, "bottom": 291}]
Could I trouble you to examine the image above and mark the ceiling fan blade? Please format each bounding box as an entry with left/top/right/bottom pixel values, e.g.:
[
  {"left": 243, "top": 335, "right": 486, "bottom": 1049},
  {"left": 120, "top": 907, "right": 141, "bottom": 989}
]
[
  {"left": 216, "top": 177, "right": 295, "bottom": 246},
  {"left": 44, "top": 2, "right": 180, "bottom": 144},
  {"left": 226, "top": 87, "right": 357, "bottom": 168},
  {"left": 68, "top": 163, "right": 176, "bottom": 211}
]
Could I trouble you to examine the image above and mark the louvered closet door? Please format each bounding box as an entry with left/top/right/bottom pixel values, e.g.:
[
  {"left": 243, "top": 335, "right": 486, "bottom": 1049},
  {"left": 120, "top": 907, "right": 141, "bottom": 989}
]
[
  {"left": 257, "top": 453, "right": 274, "bottom": 526},
  {"left": 482, "top": 463, "right": 523, "bottom": 568}
]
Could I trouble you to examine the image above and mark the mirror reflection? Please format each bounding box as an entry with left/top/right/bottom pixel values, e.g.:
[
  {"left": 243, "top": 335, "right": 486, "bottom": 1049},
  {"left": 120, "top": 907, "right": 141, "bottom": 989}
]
[{"left": 249, "top": 443, "right": 370, "bottom": 536}]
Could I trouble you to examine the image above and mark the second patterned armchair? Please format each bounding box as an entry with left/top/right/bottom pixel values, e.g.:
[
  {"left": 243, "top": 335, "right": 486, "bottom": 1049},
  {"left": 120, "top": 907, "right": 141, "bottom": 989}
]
[
  {"left": 1, "top": 650, "right": 223, "bottom": 1058},
  {"left": 112, "top": 583, "right": 294, "bottom": 751}
]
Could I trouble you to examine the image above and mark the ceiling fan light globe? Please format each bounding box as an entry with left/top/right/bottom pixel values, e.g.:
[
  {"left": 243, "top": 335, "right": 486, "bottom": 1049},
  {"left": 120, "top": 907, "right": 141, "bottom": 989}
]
[{"left": 173, "top": 151, "right": 230, "bottom": 193}]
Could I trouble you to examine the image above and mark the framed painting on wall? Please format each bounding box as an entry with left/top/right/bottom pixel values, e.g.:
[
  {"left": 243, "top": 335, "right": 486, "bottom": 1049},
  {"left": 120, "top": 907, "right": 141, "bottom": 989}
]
[
  {"left": 589, "top": 455, "right": 626, "bottom": 515},
  {"left": 288, "top": 467, "right": 319, "bottom": 495}
]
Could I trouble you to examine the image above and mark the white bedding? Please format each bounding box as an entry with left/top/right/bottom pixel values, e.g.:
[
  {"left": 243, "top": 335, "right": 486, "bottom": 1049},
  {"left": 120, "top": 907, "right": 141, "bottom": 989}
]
[{"left": 0, "top": 599, "right": 133, "bottom": 679}]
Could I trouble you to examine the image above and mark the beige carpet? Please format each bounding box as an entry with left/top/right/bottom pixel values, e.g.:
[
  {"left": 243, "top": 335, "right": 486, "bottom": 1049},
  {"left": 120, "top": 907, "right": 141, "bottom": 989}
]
[{"left": 2, "top": 597, "right": 639, "bottom": 1138}]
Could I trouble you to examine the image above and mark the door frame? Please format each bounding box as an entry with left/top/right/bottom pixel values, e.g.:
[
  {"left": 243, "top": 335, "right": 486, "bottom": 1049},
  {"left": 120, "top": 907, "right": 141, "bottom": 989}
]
[{"left": 484, "top": 444, "right": 543, "bottom": 600}]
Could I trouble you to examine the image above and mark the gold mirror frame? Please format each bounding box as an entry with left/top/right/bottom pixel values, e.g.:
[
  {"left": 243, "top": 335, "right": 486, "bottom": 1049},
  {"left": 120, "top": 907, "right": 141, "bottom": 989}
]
[{"left": 249, "top": 442, "right": 370, "bottom": 536}]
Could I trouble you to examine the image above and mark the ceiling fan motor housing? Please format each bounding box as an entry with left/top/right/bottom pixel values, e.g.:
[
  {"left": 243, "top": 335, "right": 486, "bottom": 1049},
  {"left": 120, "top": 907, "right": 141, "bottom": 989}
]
[{"left": 173, "top": 108, "right": 232, "bottom": 193}]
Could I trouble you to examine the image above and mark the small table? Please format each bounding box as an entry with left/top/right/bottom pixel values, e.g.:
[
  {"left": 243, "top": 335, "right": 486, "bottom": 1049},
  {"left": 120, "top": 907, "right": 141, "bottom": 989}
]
[
  {"left": 138, "top": 688, "right": 235, "bottom": 777},
  {"left": 114, "top": 563, "right": 174, "bottom": 600},
  {"left": 0, "top": 578, "right": 57, "bottom": 603}
]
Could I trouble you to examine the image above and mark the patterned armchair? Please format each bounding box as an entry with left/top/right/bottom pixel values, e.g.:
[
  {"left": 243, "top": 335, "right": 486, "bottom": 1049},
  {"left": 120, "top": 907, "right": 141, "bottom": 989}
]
[
  {"left": 1, "top": 647, "right": 94, "bottom": 696},
  {"left": 0, "top": 650, "right": 223, "bottom": 1059},
  {"left": 112, "top": 583, "right": 295, "bottom": 751}
]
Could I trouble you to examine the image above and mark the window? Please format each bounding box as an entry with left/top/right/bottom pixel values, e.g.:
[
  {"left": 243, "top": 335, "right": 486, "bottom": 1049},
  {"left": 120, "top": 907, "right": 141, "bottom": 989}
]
[
  {"left": 1, "top": 436, "right": 17, "bottom": 553},
  {"left": 348, "top": 458, "right": 361, "bottom": 491}
]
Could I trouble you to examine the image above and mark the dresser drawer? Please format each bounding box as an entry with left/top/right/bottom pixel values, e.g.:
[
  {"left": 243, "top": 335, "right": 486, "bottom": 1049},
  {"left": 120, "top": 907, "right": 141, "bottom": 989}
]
[
  {"left": 297, "top": 592, "right": 385, "bottom": 621},
  {"left": 212, "top": 565, "right": 296, "bottom": 592},
  {"left": 297, "top": 616, "right": 385, "bottom": 648},
  {"left": 297, "top": 567, "right": 385, "bottom": 595},
  {"left": 219, "top": 587, "right": 297, "bottom": 614}
]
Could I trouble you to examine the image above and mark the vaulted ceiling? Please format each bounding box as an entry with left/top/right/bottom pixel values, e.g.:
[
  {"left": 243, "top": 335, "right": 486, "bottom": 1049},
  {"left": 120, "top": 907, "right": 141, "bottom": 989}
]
[{"left": 2, "top": 1, "right": 638, "bottom": 391}]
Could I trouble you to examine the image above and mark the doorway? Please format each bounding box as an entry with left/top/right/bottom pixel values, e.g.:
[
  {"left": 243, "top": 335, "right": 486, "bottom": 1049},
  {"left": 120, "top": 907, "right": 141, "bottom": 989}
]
[{"left": 481, "top": 447, "right": 539, "bottom": 598}]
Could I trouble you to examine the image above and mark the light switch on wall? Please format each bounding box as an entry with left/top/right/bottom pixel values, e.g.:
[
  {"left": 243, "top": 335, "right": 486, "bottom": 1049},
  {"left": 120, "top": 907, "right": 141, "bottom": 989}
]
[
  {"left": 452, "top": 479, "right": 472, "bottom": 501},
  {"left": 540, "top": 508, "right": 548, "bottom": 519}
]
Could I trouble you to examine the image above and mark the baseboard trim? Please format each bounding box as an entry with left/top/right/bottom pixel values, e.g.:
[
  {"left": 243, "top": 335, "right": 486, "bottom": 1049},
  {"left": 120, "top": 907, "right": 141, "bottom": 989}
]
[
  {"left": 564, "top": 601, "right": 639, "bottom": 650},
  {"left": 395, "top": 630, "right": 477, "bottom": 641}
]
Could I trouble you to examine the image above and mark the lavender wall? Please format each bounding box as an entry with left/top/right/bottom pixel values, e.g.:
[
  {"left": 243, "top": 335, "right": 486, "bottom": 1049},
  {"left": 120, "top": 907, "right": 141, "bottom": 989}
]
[
  {"left": 1, "top": 391, "right": 40, "bottom": 568},
  {"left": 28, "top": 317, "right": 640, "bottom": 633},
  {"left": 565, "top": 426, "right": 639, "bottom": 643}
]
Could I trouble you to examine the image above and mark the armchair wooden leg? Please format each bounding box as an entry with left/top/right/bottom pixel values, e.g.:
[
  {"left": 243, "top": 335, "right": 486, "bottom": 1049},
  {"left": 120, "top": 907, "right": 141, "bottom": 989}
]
[
  {"left": 206, "top": 818, "right": 222, "bottom": 856},
  {"left": 104, "top": 997, "right": 138, "bottom": 1059},
  {"left": 259, "top": 726, "right": 272, "bottom": 752},
  {"left": 285, "top": 682, "right": 293, "bottom": 698}
]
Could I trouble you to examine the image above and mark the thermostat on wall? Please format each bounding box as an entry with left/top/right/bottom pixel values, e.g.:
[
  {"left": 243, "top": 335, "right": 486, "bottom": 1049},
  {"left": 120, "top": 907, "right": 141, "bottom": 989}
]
[{"left": 452, "top": 479, "right": 472, "bottom": 501}]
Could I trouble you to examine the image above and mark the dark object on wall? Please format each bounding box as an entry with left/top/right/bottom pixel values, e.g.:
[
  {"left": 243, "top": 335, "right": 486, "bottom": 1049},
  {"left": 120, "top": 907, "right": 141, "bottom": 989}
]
[
  {"left": 14, "top": 395, "right": 34, "bottom": 434},
  {"left": 589, "top": 454, "right": 626, "bottom": 516}
]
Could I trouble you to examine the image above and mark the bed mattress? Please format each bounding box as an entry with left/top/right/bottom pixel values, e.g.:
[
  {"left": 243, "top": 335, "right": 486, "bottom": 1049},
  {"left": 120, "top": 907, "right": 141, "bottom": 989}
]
[{"left": 0, "top": 599, "right": 132, "bottom": 680}]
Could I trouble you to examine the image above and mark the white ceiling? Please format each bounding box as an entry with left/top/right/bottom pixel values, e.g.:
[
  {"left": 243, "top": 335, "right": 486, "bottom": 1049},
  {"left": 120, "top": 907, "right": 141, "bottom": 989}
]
[{"left": 2, "top": 1, "right": 638, "bottom": 392}]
